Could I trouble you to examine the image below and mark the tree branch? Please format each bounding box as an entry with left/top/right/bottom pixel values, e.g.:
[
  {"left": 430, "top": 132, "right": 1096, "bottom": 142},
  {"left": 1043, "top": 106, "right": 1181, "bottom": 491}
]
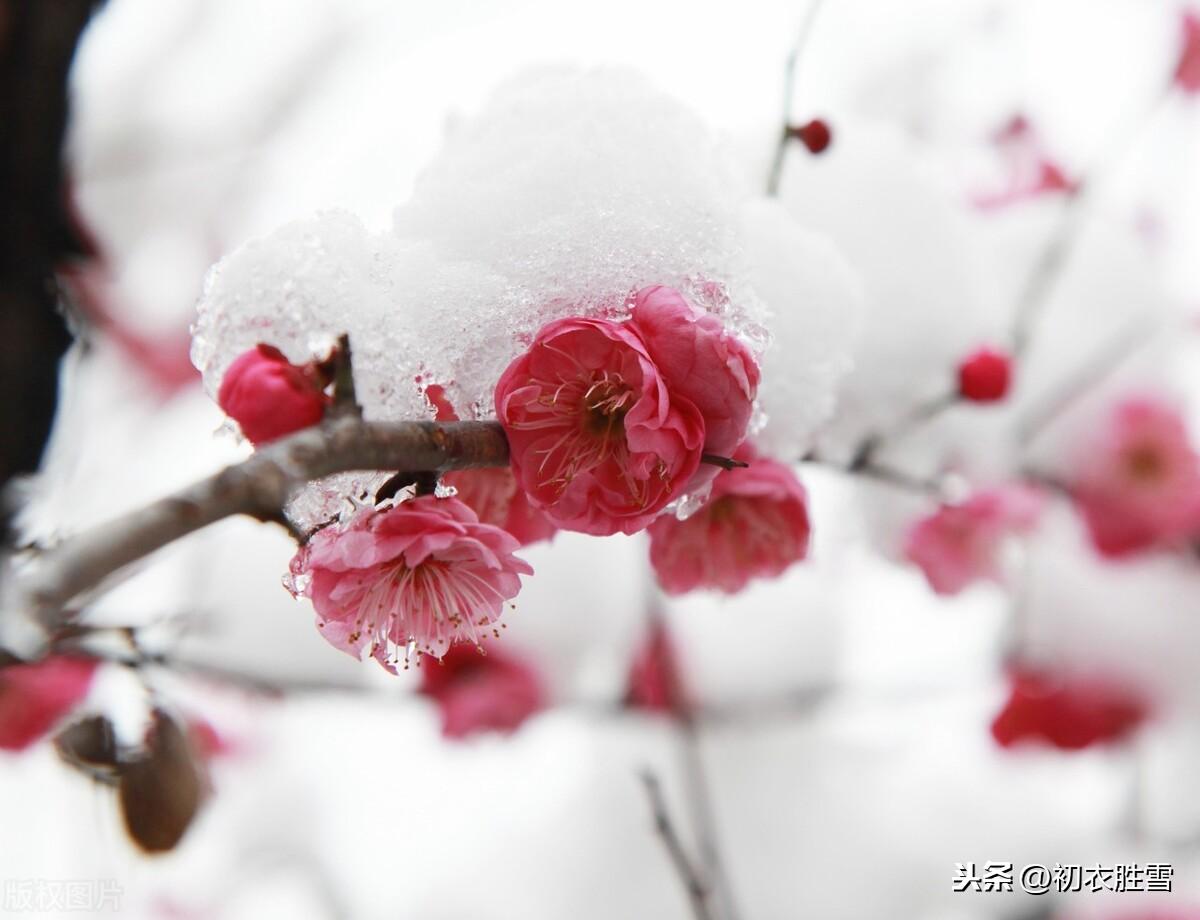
[
  {"left": 7, "top": 417, "right": 511, "bottom": 647},
  {"left": 639, "top": 769, "right": 717, "bottom": 920}
]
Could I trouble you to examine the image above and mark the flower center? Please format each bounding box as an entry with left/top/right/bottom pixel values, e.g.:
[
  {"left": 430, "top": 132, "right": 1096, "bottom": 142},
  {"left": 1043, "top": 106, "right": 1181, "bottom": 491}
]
[
  {"left": 1124, "top": 443, "right": 1165, "bottom": 482},
  {"left": 581, "top": 377, "right": 634, "bottom": 440}
]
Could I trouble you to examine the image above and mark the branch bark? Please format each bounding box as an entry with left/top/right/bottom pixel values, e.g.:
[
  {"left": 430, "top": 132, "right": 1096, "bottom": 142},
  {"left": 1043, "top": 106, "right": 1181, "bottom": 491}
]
[{"left": 9, "top": 417, "right": 511, "bottom": 646}]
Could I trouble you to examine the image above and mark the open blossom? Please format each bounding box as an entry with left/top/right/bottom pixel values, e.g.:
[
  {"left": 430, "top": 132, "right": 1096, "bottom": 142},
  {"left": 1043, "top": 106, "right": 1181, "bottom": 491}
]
[
  {"left": 630, "top": 285, "right": 760, "bottom": 484},
  {"left": 495, "top": 315, "right": 705, "bottom": 536},
  {"left": 0, "top": 656, "right": 97, "bottom": 752},
  {"left": 1071, "top": 396, "right": 1200, "bottom": 558},
  {"left": 904, "top": 486, "right": 1043, "bottom": 596},
  {"left": 648, "top": 445, "right": 810, "bottom": 595},
  {"left": 217, "top": 344, "right": 329, "bottom": 445},
  {"left": 991, "top": 666, "right": 1147, "bottom": 750},
  {"left": 418, "top": 641, "right": 545, "bottom": 739},
  {"left": 288, "top": 496, "right": 532, "bottom": 670},
  {"left": 425, "top": 385, "right": 556, "bottom": 546}
]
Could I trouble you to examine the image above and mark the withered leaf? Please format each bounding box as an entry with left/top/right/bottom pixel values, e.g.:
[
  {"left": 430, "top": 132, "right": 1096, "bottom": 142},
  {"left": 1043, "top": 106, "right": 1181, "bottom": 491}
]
[{"left": 118, "top": 710, "right": 209, "bottom": 854}]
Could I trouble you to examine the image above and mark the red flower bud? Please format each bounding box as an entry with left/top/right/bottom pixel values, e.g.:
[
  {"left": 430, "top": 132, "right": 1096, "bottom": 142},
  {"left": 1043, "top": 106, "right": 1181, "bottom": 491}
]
[
  {"left": 957, "top": 347, "right": 1012, "bottom": 403},
  {"left": 217, "top": 345, "right": 328, "bottom": 445},
  {"left": 788, "top": 118, "right": 832, "bottom": 154}
]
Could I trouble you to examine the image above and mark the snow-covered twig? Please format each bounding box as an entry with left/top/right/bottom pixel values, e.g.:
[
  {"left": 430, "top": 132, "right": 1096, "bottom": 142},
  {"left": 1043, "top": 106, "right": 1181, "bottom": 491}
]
[{"left": 7, "top": 417, "right": 511, "bottom": 651}]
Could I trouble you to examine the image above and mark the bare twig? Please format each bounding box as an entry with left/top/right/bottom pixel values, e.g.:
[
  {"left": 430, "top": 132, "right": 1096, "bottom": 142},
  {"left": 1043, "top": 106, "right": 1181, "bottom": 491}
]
[
  {"left": 639, "top": 769, "right": 717, "bottom": 920},
  {"left": 848, "top": 390, "right": 959, "bottom": 471},
  {"left": 7, "top": 417, "right": 511, "bottom": 650},
  {"left": 1016, "top": 318, "right": 1157, "bottom": 447},
  {"left": 700, "top": 453, "right": 749, "bottom": 472},
  {"left": 803, "top": 452, "right": 944, "bottom": 497},
  {"left": 1010, "top": 90, "right": 1168, "bottom": 357},
  {"left": 766, "top": 0, "right": 827, "bottom": 196}
]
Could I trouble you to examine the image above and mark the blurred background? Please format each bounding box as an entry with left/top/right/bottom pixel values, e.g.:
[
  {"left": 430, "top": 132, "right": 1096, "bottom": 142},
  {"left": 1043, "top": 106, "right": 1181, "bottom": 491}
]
[{"left": 4, "top": 0, "right": 1200, "bottom": 918}]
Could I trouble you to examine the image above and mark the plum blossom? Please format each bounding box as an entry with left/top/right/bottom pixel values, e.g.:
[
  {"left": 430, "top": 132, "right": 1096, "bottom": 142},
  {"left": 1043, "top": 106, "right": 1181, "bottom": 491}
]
[
  {"left": 0, "top": 656, "right": 97, "bottom": 752},
  {"left": 974, "top": 115, "right": 1077, "bottom": 210},
  {"left": 287, "top": 496, "right": 532, "bottom": 669},
  {"left": 957, "top": 346, "right": 1012, "bottom": 403},
  {"left": 624, "top": 620, "right": 689, "bottom": 714},
  {"left": 630, "top": 285, "right": 760, "bottom": 485},
  {"left": 494, "top": 314, "right": 705, "bottom": 536},
  {"left": 648, "top": 445, "right": 811, "bottom": 595},
  {"left": 425, "top": 385, "right": 556, "bottom": 546},
  {"left": 1071, "top": 396, "right": 1200, "bottom": 558},
  {"left": 1175, "top": 9, "right": 1200, "bottom": 94},
  {"left": 903, "top": 486, "right": 1044, "bottom": 596},
  {"left": 217, "top": 344, "right": 329, "bottom": 445},
  {"left": 991, "top": 666, "right": 1147, "bottom": 750},
  {"left": 494, "top": 286, "right": 759, "bottom": 535},
  {"left": 418, "top": 642, "right": 545, "bottom": 739}
]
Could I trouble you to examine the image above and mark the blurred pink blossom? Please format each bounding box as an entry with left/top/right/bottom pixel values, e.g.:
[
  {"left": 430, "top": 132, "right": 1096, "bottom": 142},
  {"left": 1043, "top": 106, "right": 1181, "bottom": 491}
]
[
  {"left": 624, "top": 620, "right": 689, "bottom": 715},
  {"left": 648, "top": 444, "right": 810, "bottom": 595},
  {"left": 974, "top": 114, "right": 1078, "bottom": 210},
  {"left": 991, "top": 666, "right": 1147, "bottom": 750},
  {"left": 418, "top": 641, "right": 545, "bottom": 739},
  {"left": 904, "top": 486, "right": 1043, "bottom": 595},
  {"left": 1072, "top": 396, "right": 1200, "bottom": 557},
  {"left": 0, "top": 656, "right": 97, "bottom": 752},
  {"left": 1175, "top": 9, "right": 1200, "bottom": 93},
  {"left": 288, "top": 496, "right": 532, "bottom": 669}
]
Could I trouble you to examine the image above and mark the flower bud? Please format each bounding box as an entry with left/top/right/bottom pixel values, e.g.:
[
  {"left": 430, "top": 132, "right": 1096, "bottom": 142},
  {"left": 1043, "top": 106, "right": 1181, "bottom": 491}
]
[
  {"left": 957, "top": 346, "right": 1012, "bottom": 403},
  {"left": 217, "top": 344, "right": 328, "bottom": 445}
]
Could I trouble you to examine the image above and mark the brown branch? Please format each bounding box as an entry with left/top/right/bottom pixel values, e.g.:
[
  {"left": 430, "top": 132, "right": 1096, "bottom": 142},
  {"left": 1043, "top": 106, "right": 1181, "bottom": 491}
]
[
  {"left": 638, "top": 769, "right": 717, "bottom": 920},
  {"left": 8, "top": 417, "right": 511, "bottom": 649}
]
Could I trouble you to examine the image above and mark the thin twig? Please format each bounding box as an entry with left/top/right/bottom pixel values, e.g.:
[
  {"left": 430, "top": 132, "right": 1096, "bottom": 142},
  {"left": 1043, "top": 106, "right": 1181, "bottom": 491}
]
[
  {"left": 766, "top": 0, "right": 827, "bottom": 196},
  {"left": 701, "top": 453, "right": 749, "bottom": 472},
  {"left": 803, "top": 453, "right": 944, "bottom": 498},
  {"left": 639, "top": 769, "right": 717, "bottom": 920},
  {"left": 848, "top": 390, "right": 958, "bottom": 471},
  {"left": 6, "top": 417, "right": 511, "bottom": 653},
  {"left": 1010, "top": 89, "right": 1169, "bottom": 357},
  {"left": 676, "top": 714, "right": 741, "bottom": 920},
  {"left": 1016, "top": 318, "right": 1157, "bottom": 448}
]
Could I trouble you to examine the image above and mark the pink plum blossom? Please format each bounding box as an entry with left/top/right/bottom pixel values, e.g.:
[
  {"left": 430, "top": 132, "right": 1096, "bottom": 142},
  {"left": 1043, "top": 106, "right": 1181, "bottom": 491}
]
[
  {"left": 0, "top": 656, "right": 97, "bottom": 752},
  {"left": 425, "top": 384, "right": 556, "bottom": 546},
  {"left": 630, "top": 285, "right": 760, "bottom": 484},
  {"left": 903, "top": 486, "right": 1044, "bottom": 596},
  {"left": 494, "top": 315, "right": 705, "bottom": 536},
  {"left": 217, "top": 344, "right": 328, "bottom": 445},
  {"left": 1071, "top": 396, "right": 1200, "bottom": 558},
  {"left": 648, "top": 445, "right": 811, "bottom": 595},
  {"left": 991, "top": 666, "right": 1147, "bottom": 751},
  {"left": 288, "top": 496, "right": 532, "bottom": 670},
  {"left": 418, "top": 641, "right": 545, "bottom": 739}
]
